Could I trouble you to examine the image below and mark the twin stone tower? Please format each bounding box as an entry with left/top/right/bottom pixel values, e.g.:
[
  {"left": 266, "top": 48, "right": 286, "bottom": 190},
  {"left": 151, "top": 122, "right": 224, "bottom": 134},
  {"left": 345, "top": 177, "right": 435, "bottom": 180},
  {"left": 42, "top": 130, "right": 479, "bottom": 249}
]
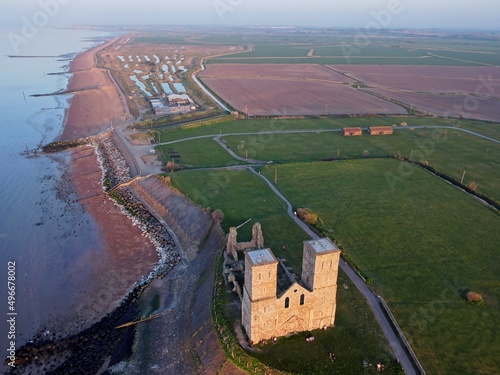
[{"left": 241, "top": 236, "right": 341, "bottom": 344}]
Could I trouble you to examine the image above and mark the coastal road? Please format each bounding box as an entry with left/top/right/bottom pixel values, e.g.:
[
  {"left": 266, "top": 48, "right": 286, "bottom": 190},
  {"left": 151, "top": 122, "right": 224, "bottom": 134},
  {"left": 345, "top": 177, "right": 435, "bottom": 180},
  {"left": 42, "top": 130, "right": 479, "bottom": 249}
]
[
  {"left": 247, "top": 168, "right": 418, "bottom": 375},
  {"left": 192, "top": 58, "right": 231, "bottom": 112}
]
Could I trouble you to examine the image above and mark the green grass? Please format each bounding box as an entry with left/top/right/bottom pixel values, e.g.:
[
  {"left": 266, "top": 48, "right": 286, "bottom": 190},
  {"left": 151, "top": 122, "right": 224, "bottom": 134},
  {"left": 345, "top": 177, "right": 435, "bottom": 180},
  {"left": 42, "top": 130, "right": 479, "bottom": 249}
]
[
  {"left": 207, "top": 56, "right": 475, "bottom": 65},
  {"left": 158, "top": 117, "right": 500, "bottom": 201},
  {"left": 251, "top": 270, "right": 403, "bottom": 375},
  {"left": 174, "top": 169, "right": 403, "bottom": 374},
  {"left": 222, "top": 128, "right": 500, "bottom": 202},
  {"left": 157, "top": 116, "right": 500, "bottom": 144},
  {"left": 170, "top": 169, "right": 309, "bottom": 271},
  {"left": 426, "top": 50, "right": 500, "bottom": 65},
  {"left": 157, "top": 138, "right": 241, "bottom": 168},
  {"left": 231, "top": 44, "right": 312, "bottom": 58},
  {"left": 260, "top": 159, "right": 500, "bottom": 375}
]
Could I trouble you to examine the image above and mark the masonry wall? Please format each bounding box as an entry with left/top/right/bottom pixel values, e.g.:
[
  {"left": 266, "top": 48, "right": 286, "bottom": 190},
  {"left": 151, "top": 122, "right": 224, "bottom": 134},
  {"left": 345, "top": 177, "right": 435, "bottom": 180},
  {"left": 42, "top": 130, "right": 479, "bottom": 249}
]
[{"left": 242, "top": 242, "right": 340, "bottom": 343}]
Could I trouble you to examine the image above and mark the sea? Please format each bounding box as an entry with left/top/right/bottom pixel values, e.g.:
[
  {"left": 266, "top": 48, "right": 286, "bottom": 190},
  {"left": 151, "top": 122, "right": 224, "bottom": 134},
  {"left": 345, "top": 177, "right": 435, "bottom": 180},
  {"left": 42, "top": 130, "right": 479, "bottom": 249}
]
[{"left": 0, "top": 27, "right": 117, "bottom": 363}]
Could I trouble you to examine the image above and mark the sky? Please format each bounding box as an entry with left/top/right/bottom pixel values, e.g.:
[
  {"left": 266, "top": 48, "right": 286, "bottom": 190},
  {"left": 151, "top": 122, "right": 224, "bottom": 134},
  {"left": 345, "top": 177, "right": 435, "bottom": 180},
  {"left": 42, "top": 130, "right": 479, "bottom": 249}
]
[{"left": 1, "top": 0, "right": 499, "bottom": 30}]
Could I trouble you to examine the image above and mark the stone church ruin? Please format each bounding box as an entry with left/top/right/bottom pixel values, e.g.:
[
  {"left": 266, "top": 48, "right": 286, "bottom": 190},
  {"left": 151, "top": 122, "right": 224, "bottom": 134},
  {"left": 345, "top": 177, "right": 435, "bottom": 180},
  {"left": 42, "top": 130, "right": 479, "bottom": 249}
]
[{"left": 223, "top": 223, "right": 340, "bottom": 344}]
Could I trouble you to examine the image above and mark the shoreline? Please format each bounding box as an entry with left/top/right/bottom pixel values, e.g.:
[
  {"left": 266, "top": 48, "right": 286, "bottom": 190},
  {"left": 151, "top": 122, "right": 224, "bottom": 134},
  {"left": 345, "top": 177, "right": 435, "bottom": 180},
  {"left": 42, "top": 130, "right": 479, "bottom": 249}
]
[
  {"left": 60, "top": 36, "right": 127, "bottom": 141},
  {"left": 4, "top": 35, "right": 176, "bottom": 373}
]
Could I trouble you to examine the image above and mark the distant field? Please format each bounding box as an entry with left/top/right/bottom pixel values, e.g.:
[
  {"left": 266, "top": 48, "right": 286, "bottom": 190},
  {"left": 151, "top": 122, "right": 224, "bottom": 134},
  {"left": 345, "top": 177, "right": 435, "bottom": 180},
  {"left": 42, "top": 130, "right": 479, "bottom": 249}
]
[
  {"left": 206, "top": 56, "right": 470, "bottom": 65},
  {"left": 208, "top": 41, "right": 499, "bottom": 66},
  {"left": 199, "top": 64, "right": 406, "bottom": 116},
  {"left": 330, "top": 65, "right": 500, "bottom": 122},
  {"left": 333, "top": 65, "right": 500, "bottom": 95},
  {"left": 200, "top": 62, "right": 500, "bottom": 121},
  {"left": 260, "top": 159, "right": 500, "bottom": 375},
  {"left": 369, "top": 88, "right": 500, "bottom": 122}
]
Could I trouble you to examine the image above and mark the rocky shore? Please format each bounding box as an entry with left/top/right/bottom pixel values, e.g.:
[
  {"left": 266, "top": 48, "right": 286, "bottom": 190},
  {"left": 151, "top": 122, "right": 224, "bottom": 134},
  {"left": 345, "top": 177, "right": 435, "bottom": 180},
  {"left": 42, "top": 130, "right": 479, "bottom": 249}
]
[{"left": 6, "top": 133, "right": 181, "bottom": 374}]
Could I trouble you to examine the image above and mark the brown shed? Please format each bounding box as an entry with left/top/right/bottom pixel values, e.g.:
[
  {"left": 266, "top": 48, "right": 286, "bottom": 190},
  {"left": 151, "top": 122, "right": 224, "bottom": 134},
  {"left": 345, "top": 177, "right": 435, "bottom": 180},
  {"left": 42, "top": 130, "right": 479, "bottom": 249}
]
[
  {"left": 342, "top": 127, "right": 363, "bottom": 136},
  {"left": 369, "top": 126, "right": 394, "bottom": 135}
]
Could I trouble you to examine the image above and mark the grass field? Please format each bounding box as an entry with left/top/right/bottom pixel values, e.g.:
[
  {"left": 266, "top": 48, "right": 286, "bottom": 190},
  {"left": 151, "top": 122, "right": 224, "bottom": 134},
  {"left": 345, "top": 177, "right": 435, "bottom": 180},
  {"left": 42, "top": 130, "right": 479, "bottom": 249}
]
[
  {"left": 222, "top": 128, "right": 500, "bottom": 202},
  {"left": 170, "top": 169, "right": 310, "bottom": 270},
  {"left": 156, "top": 118, "right": 500, "bottom": 202},
  {"left": 259, "top": 159, "right": 500, "bottom": 375},
  {"left": 157, "top": 117, "right": 500, "bottom": 144},
  {"left": 172, "top": 168, "right": 403, "bottom": 374},
  {"left": 157, "top": 138, "right": 241, "bottom": 168},
  {"left": 250, "top": 270, "right": 403, "bottom": 374},
  {"left": 208, "top": 41, "right": 499, "bottom": 66}
]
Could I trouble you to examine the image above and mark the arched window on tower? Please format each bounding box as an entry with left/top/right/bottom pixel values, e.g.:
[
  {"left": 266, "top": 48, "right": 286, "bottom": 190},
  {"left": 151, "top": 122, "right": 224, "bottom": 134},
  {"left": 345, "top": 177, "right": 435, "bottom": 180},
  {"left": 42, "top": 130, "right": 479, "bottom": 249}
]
[
  {"left": 300, "top": 294, "right": 305, "bottom": 306},
  {"left": 285, "top": 297, "right": 290, "bottom": 308}
]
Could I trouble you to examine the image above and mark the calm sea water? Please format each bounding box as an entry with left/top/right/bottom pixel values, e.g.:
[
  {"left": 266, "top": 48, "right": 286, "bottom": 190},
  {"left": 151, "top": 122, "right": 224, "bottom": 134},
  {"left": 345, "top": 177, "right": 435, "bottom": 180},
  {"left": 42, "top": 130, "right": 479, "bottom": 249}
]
[{"left": 0, "top": 27, "right": 114, "bottom": 355}]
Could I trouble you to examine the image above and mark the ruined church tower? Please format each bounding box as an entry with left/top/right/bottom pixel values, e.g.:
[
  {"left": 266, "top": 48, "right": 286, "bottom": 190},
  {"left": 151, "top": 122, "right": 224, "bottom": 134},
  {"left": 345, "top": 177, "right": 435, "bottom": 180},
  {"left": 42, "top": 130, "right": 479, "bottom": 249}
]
[{"left": 241, "top": 238, "right": 340, "bottom": 344}]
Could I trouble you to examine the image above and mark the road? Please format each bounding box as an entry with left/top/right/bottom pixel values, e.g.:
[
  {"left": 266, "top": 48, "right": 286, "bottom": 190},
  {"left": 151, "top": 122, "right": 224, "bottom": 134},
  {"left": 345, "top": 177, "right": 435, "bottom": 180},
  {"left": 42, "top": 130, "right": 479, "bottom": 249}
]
[{"left": 191, "top": 57, "right": 231, "bottom": 112}]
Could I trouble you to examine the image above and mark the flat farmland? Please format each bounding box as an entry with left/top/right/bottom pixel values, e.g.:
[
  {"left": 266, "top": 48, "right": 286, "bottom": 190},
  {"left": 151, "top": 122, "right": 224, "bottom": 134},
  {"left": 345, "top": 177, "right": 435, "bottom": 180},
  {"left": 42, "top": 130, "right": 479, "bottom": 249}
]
[
  {"left": 200, "top": 64, "right": 406, "bottom": 116},
  {"left": 369, "top": 88, "right": 500, "bottom": 122},
  {"left": 260, "top": 159, "right": 500, "bottom": 375},
  {"left": 331, "top": 65, "right": 500, "bottom": 121},
  {"left": 333, "top": 65, "right": 500, "bottom": 96},
  {"left": 199, "top": 63, "right": 353, "bottom": 83}
]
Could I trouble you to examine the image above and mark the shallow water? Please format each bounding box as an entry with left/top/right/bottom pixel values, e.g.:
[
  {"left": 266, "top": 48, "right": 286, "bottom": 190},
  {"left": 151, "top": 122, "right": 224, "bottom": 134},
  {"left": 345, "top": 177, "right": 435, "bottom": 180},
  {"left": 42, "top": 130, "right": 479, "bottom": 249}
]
[{"left": 0, "top": 27, "right": 119, "bottom": 356}]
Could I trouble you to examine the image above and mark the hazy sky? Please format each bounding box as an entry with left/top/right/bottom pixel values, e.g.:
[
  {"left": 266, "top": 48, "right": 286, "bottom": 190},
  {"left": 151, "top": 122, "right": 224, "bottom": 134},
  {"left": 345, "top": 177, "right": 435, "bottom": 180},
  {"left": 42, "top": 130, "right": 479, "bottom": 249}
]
[{"left": 1, "top": 0, "right": 499, "bottom": 30}]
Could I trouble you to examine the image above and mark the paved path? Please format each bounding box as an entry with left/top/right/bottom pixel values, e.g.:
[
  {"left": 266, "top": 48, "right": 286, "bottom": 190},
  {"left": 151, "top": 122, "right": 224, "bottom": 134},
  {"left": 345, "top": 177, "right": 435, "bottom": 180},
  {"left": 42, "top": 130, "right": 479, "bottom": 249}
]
[
  {"left": 213, "top": 136, "right": 265, "bottom": 164},
  {"left": 115, "top": 124, "right": 498, "bottom": 178},
  {"left": 248, "top": 168, "right": 417, "bottom": 375},
  {"left": 155, "top": 125, "right": 499, "bottom": 147}
]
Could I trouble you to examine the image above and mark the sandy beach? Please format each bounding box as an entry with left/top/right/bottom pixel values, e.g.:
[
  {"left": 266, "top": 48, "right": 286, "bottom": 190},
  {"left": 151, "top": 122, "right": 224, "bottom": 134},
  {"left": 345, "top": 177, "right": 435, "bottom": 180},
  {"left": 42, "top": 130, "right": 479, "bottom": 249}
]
[
  {"left": 57, "top": 36, "right": 159, "bottom": 332},
  {"left": 61, "top": 37, "right": 128, "bottom": 141}
]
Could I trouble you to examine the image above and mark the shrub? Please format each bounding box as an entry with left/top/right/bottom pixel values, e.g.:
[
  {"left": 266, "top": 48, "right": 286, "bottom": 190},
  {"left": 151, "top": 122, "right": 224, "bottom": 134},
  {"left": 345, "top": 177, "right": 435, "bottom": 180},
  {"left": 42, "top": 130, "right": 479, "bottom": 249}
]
[
  {"left": 467, "top": 181, "right": 479, "bottom": 192},
  {"left": 297, "top": 208, "right": 319, "bottom": 225}
]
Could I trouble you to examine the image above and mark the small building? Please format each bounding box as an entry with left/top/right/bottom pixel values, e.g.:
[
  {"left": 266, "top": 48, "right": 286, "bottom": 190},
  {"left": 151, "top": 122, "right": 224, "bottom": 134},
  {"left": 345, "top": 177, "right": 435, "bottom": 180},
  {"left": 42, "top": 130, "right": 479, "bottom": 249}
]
[
  {"left": 368, "top": 126, "right": 394, "bottom": 135},
  {"left": 242, "top": 238, "right": 340, "bottom": 344},
  {"left": 342, "top": 127, "right": 363, "bottom": 137}
]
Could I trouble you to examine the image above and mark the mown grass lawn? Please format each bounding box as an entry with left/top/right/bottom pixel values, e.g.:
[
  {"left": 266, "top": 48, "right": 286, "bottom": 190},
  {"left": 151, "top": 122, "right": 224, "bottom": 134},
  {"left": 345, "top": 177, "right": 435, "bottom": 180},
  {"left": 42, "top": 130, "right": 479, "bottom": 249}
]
[{"left": 260, "top": 159, "right": 500, "bottom": 375}]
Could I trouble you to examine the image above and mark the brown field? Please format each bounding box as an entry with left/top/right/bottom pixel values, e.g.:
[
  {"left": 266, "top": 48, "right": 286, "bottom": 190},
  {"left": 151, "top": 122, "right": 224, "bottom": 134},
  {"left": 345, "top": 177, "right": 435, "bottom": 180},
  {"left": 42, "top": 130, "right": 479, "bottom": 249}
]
[
  {"left": 200, "top": 64, "right": 406, "bottom": 116},
  {"left": 200, "top": 63, "right": 353, "bottom": 83},
  {"left": 332, "top": 65, "right": 500, "bottom": 96},
  {"left": 329, "top": 65, "right": 500, "bottom": 121},
  {"left": 369, "top": 88, "right": 500, "bottom": 122}
]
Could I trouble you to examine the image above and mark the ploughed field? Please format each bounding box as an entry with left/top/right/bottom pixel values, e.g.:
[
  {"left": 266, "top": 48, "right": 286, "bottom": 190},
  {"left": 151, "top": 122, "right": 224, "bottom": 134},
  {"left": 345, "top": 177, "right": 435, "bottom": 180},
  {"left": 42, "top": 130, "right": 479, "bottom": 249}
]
[
  {"left": 333, "top": 65, "right": 500, "bottom": 121},
  {"left": 199, "top": 64, "right": 407, "bottom": 116},
  {"left": 200, "top": 63, "right": 500, "bottom": 121}
]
